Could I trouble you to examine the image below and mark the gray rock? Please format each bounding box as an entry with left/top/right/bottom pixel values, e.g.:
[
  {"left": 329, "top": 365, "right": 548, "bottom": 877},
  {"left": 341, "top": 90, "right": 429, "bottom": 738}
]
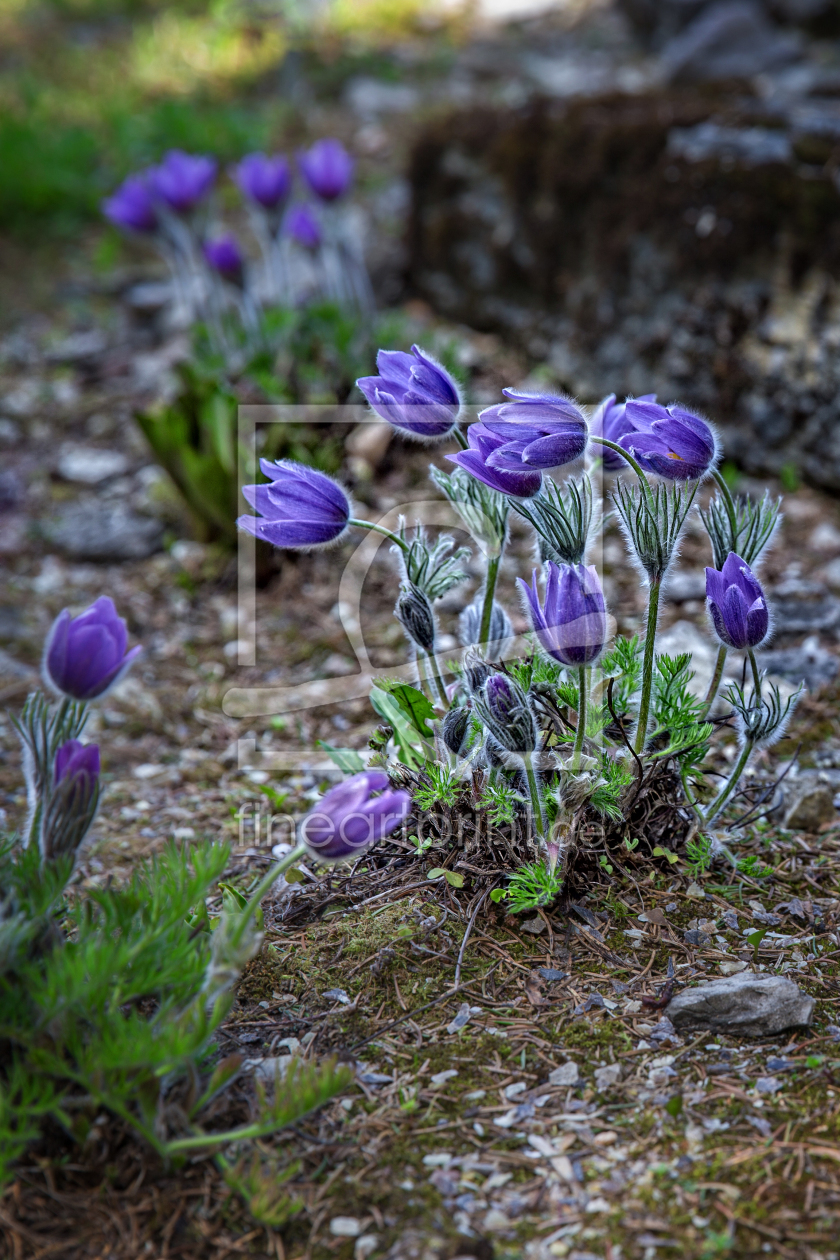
[
  {"left": 660, "top": 1, "right": 801, "bottom": 82},
  {"left": 759, "top": 636, "right": 838, "bottom": 691},
  {"left": 667, "top": 122, "right": 793, "bottom": 167},
  {"left": 345, "top": 77, "right": 418, "bottom": 120},
  {"left": 768, "top": 592, "right": 840, "bottom": 636},
  {"left": 663, "top": 569, "right": 708, "bottom": 601},
  {"left": 667, "top": 974, "right": 814, "bottom": 1035},
  {"left": 57, "top": 444, "right": 130, "bottom": 486},
  {"left": 46, "top": 329, "right": 107, "bottom": 364},
  {"left": 783, "top": 781, "right": 836, "bottom": 830},
  {"left": 125, "top": 281, "right": 173, "bottom": 314},
  {"left": 45, "top": 501, "right": 163, "bottom": 562},
  {"left": 549, "top": 1061, "right": 579, "bottom": 1086}
]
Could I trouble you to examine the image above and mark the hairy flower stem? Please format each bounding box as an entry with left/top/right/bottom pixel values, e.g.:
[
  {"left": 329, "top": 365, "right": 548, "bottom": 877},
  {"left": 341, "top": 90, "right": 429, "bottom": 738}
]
[
  {"left": 521, "top": 750, "right": 546, "bottom": 842},
  {"left": 703, "top": 739, "right": 754, "bottom": 827},
  {"left": 748, "top": 647, "right": 762, "bottom": 701},
  {"left": 634, "top": 577, "right": 662, "bottom": 753},
  {"left": 425, "top": 649, "right": 450, "bottom": 709},
  {"left": 701, "top": 645, "right": 728, "bottom": 717},
  {"left": 478, "top": 553, "right": 502, "bottom": 647},
  {"left": 571, "top": 666, "right": 588, "bottom": 770},
  {"left": 588, "top": 436, "right": 653, "bottom": 495},
  {"left": 232, "top": 841, "right": 308, "bottom": 949},
  {"left": 452, "top": 426, "right": 469, "bottom": 451},
  {"left": 348, "top": 518, "right": 409, "bottom": 553}
]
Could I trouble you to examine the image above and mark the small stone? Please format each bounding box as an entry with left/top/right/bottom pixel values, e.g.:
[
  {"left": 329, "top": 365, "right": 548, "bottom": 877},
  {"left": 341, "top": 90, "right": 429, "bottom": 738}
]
[
  {"left": 422, "top": 1153, "right": 452, "bottom": 1167},
  {"left": 429, "top": 1069, "right": 458, "bottom": 1088},
  {"left": 760, "top": 637, "right": 838, "bottom": 692},
  {"left": 483, "top": 1208, "right": 512, "bottom": 1232},
  {"left": 809, "top": 521, "right": 840, "bottom": 553},
  {"left": 45, "top": 501, "right": 162, "bottom": 562},
  {"left": 686, "top": 882, "right": 706, "bottom": 899},
  {"left": 549, "top": 1061, "right": 579, "bottom": 1086},
  {"left": 47, "top": 329, "right": 107, "bottom": 363},
  {"left": 719, "top": 961, "right": 748, "bottom": 975},
  {"left": 323, "top": 988, "right": 351, "bottom": 1004},
  {"left": 756, "top": 1075, "right": 782, "bottom": 1094},
  {"left": 685, "top": 929, "right": 711, "bottom": 947},
  {"left": 57, "top": 444, "right": 130, "bottom": 485},
  {"left": 521, "top": 915, "right": 547, "bottom": 934},
  {"left": 783, "top": 782, "right": 836, "bottom": 831},
  {"left": 667, "top": 975, "right": 815, "bottom": 1036},
  {"left": 593, "top": 1063, "right": 622, "bottom": 1091},
  {"left": 330, "top": 1217, "right": 362, "bottom": 1237},
  {"left": 354, "top": 1236, "right": 379, "bottom": 1260}
]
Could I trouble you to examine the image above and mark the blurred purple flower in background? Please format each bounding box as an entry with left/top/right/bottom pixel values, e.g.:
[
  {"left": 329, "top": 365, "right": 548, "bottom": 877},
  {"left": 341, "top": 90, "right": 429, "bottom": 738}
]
[
  {"left": 298, "top": 139, "right": 354, "bottom": 201},
  {"left": 590, "top": 393, "right": 656, "bottom": 471},
  {"left": 234, "top": 152, "right": 291, "bottom": 209},
  {"left": 357, "top": 345, "right": 461, "bottom": 440},
  {"left": 55, "top": 739, "right": 100, "bottom": 787},
  {"left": 44, "top": 597, "right": 142, "bottom": 702},
  {"left": 238, "top": 460, "right": 351, "bottom": 548},
  {"left": 447, "top": 424, "right": 543, "bottom": 498},
  {"left": 285, "top": 202, "right": 322, "bottom": 249},
  {"left": 150, "top": 150, "right": 217, "bottom": 215},
  {"left": 619, "top": 400, "right": 718, "bottom": 481},
  {"left": 301, "top": 770, "right": 411, "bottom": 861},
  {"left": 203, "top": 233, "right": 244, "bottom": 282},
  {"left": 519, "top": 562, "right": 607, "bottom": 667},
  {"left": 477, "top": 390, "right": 588, "bottom": 471},
  {"left": 102, "top": 175, "right": 158, "bottom": 234},
  {"left": 706, "top": 552, "right": 770, "bottom": 650}
]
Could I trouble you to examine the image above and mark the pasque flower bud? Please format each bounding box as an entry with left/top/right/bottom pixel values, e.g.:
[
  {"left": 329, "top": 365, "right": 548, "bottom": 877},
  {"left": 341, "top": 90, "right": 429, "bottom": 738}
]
[
  {"left": 44, "top": 597, "right": 141, "bottom": 702},
  {"left": 395, "top": 584, "right": 437, "bottom": 653},
  {"left": 441, "top": 706, "right": 471, "bottom": 756},
  {"left": 357, "top": 346, "right": 461, "bottom": 441},
  {"left": 474, "top": 673, "right": 538, "bottom": 754},
  {"left": 238, "top": 460, "right": 350, "bottom": 549},
  {"left": 41, "top": 739, "right": 101, "bottom": 863},
  {"left": 301, "top": 770, "right": 411, "bottom": 862},
  {"left": 519, "top": 562, "right": 607, "bottom": 667},
  {"left": 706, "top": 552, "right": 770, "bottom": 650}
]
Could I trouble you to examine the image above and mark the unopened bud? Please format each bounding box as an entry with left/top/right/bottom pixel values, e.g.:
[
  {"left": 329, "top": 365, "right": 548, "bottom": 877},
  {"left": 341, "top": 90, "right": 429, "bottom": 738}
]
[
  {"left": 395, "top": 583, "right": 436, "bottom": 653},
  {"left": 441, "top": 705, "right": 470, "bottom": 756},
  {"left": 475, "top": 673, "right": 537, "bottom": 754}
]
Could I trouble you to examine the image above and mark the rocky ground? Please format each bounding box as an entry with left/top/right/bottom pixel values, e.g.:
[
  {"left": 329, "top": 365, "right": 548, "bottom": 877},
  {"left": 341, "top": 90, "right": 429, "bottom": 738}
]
[{"left": 5, "top": 1, "right": 840, "bottom": 1257}]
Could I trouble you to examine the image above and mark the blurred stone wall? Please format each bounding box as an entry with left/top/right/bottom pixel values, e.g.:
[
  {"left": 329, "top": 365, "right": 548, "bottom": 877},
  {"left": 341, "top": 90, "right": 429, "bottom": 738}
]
[{"left": 407, "top": 84, "right": 840, "bottom": 492}]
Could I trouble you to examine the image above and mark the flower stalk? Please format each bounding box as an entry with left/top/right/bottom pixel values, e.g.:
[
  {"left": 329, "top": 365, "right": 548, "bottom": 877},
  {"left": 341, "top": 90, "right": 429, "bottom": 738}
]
[{"left": 634, "top": 576, "right": 662, "bottom": 753}]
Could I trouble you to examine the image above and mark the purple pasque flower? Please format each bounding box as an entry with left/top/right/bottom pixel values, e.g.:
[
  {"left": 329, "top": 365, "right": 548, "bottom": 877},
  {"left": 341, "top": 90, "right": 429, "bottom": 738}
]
[
  {"left": 519, "top": 562, "right": 607, "bottom": 667},
  {"left": 234, "top": 152, "right": 291, "bottom": 209},
  {"left": 298, "top": 138, "right": 354, "bottom": 201},
  {"left": 203, "top": 233, "right": 244, "bottom": 282},
  {"left": 44, "top": 597, "right": 141, "bottom": 702},
  {"left": 447, "top": 424, "right": 542, "bottom": 498},
  {"left": 286, "top": 202, "right": 321, "bottom": 249},
  {"left": 150, "top": 150, "right": 217, "bottom": 215},
  {"left": 476, "top": 390, "right": 588, "bottom": 472},
  {"left": 590, "top": 393, "right": 656, "bottom": 471},
  {"left": 356, "top": 346, "right": 461, "bottom": 441},
  {"left": 301, "top": 770, "right": 411, "bottom": 861},
  {"left": 55, "top": 739, "right": 100, "bottom": 786},
  {"left": 619, "top": 400, "right": 718, "bottom": 481},
  {"left": 237, "top": 459, "right": 351, "bottom": 549},
  {"left": 102, "top": 175, "right": 158, "bottom": 234},
  {"left": 706, "top": 552, "right": 770, "bottom": 650}
]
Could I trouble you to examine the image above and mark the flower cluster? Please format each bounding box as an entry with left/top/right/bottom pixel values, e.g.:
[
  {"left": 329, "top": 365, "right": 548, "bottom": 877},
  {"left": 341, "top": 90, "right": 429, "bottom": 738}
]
[
  {"left": 103, "top": 139, "right": 370, "bottom": 365},
  {"left": 237, "top": 346, "right": 798, "bottom": 906}
]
